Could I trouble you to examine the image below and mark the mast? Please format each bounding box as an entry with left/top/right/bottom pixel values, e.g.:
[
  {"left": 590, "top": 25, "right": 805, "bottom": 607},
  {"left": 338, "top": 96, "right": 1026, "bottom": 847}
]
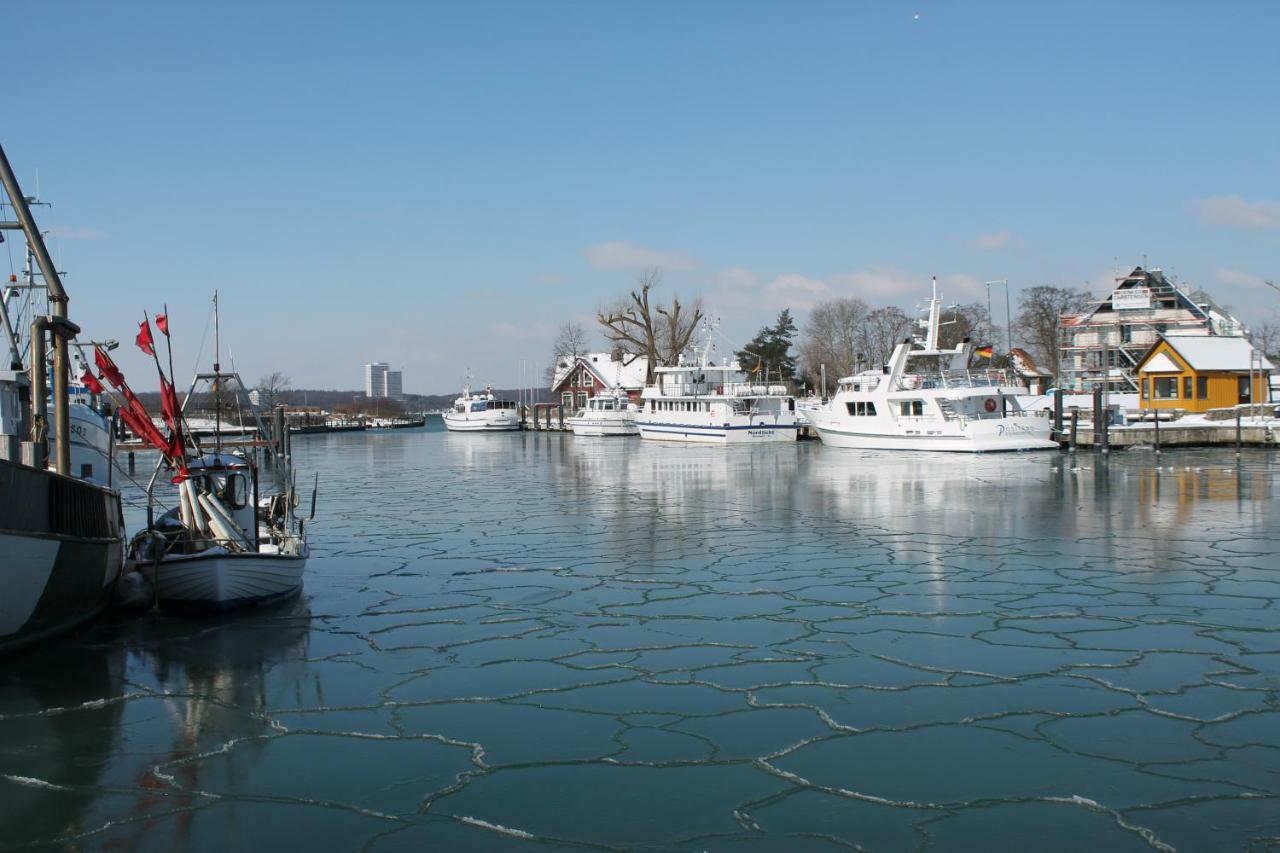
[
  {"left": 213, "top": 291, "right": 222, "bottom": 454},
  {"left": 923, "top": 276, "right": 941, "bottom": 352},
  {"left": 0, "top": 143, "right": 78, "bottom": 475}
]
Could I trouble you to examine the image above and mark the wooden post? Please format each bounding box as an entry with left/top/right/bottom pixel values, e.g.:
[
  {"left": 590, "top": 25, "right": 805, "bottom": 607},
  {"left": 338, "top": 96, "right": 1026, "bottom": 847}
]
[
  {"left": 557, "top": 404, "right": 564, "bottom": 431},
  {"left": 1236, "top": 409, "right": 1243, "bottom": 454},
  {"left": 1069, "top": 408, "right": 1078, "bottom": 451},
  {"left": 1053, "top": 389, "right": 1063, "bottom": 440},
  {"left": 128, "top": 450, "right": 135, "bottom": 474},
  {"left": 1092, "top": 387, "right": 1104, "bottom": 451},
  {"left": 1153, "top": 408, "right": 1160, "bottom": 453}
]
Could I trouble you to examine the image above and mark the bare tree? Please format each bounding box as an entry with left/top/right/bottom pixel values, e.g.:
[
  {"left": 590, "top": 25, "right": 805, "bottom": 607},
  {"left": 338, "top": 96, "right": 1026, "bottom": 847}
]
[
  {"left": 857, "top": 306, "right": 914, "bottom": 368},
  {"left": 255, "top": 370, "right": 292, "bottom": 411},
  {"left": 1248, "top": 318, "right": 1280, "bottom": 362},
  {"left": 545, "top": 321, "right": 591, "bottom": 385},
  {"left": 1015, "top": 286, "right": 1091, "bottom": 381},
  {"left": 798, "top": 297, "right": 869, "bottom": 386},
  {"left": 597, "top": 268, "right": 703, "bottom": 382}
]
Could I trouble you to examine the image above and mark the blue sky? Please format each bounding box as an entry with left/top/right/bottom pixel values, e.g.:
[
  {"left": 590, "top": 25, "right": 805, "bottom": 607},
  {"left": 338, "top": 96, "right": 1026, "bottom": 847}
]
[{"left": 5, "top": 1, "right": 1278, "bottom": 393}]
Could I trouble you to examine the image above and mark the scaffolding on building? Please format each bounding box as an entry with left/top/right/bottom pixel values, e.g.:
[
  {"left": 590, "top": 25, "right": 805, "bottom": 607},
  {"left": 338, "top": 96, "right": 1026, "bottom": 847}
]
[{"left": 1059, "top": 266, "right": 1244, "bottom": 393}]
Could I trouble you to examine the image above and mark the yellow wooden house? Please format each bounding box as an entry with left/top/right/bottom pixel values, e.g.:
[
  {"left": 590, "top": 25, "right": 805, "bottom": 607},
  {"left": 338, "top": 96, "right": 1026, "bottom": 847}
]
[{"left": 1136, "top": 334, "right": 1273, "bottom": 413}]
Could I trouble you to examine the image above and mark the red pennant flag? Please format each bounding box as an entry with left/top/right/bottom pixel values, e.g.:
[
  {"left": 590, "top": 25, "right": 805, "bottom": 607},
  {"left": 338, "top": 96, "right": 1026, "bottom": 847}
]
[
  {"left": 155, "top": 313, "right": 169, "bottom": 337},
  {"left": 94, "top": 346, "right": 124, "bottom": 389},
  {"left": 136, "top": 319, "right": 155, "bottom": 356},
  {"left": 80, "top": 369, "right": 105, "bottom": 395},
  {"left": 159, "top": 375, "right": 189, "bottom": 481}
]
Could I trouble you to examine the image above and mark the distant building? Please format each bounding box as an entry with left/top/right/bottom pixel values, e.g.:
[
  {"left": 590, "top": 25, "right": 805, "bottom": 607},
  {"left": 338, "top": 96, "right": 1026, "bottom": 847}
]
[
  {"left": 1137, "top": 334, "right": 1272, "bottom": 413},
  {"left": 365, "top": 362, "right": 389, "bottom": 398},
  {"left": 550, "top": 352, "right": 648, "bottom": 410},
  {"left": 1059, "top": 266, "right": 1244, "bottom": 392},
  {"left": 385, "top": 370, "right": 404, "bottom": 401}
]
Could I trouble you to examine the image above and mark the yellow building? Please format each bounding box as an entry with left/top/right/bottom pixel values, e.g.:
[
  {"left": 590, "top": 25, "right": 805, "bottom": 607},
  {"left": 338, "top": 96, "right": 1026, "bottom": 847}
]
[{"left": 1136, "top": 334, "right": 1273, "bottom": 413}]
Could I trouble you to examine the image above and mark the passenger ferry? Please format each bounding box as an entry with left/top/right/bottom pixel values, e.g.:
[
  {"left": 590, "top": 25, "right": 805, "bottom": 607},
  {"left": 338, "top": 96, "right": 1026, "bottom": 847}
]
[
  {"left": 442, "top": 381, "right": 521, "bottom": 432},
  {"left": 808, "top": 279, "right": 1056, "bottom": 452},
  {"left": 566, "top": 389, "right": 638, "bottom": 436},
  {"left": 636, "top": 322, "right": 800, "bottom": 444}
]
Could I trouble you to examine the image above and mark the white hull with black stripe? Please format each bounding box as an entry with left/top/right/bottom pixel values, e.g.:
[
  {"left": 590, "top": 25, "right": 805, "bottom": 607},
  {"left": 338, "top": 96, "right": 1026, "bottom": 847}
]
[{"left": 1, "top": 460, "right": 125, "bottom": 654}]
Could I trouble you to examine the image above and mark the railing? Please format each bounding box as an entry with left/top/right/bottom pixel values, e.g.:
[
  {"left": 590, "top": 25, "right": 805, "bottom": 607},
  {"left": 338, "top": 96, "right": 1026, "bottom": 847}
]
[
  {"left": 895, "top": 370, "right": 1011, "bottom": 391},
  {"left": 654, "top": 381, "right": 795, "bottom": 397}
]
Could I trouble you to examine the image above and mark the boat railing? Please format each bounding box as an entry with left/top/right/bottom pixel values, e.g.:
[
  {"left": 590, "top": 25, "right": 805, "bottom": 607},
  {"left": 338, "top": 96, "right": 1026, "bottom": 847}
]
[
  {"left": 896, "top": 369, "right": 1011, "bottom": 391},
  {"left": 656, "top": 381, "right": 795, "bottom": 397}
]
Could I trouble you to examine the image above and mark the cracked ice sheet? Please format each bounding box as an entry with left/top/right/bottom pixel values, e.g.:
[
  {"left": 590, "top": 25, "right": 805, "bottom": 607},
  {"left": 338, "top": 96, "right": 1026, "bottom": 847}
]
[{"left": 2, "top": 432, "right": 1278, "bottom": 851}]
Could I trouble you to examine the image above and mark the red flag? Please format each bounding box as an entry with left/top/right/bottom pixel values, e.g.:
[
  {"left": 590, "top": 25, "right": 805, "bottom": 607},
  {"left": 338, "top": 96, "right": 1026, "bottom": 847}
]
[
  {"left": 155, "top": 313, "right": 169, "bottom": 337},
  {"left": 95, "top": 346, "right": 124, "bottom": 388},
  {"left": 80, "top": 369, "right": 105, "bottom": 395},
  {"left": 159, "top": 375, "right": 189, "bottom": 480},
  {"left": 136, "top": 319, "right": 155, "bottom": 356}
]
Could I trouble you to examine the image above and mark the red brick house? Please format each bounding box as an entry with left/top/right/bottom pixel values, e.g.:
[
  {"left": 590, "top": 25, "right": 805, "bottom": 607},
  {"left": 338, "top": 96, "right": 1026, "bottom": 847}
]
[{"left": 549, "top": 352, "right": 649, "bottom": 410}]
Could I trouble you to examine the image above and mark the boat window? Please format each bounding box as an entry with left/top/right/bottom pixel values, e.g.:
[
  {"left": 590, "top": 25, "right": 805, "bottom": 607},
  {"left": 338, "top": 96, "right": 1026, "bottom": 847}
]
[
  {"left": 899, "top": 400, "right": 924, "bottom": 417},
  {"left": 471, "top": 401, "right": 487, "bottom": 412},
  {"left": 222, "top": 472, "right": 248, "bottom": 510},
  {"left": 845, "top": 401, "right": 877, "bottom": 417}
]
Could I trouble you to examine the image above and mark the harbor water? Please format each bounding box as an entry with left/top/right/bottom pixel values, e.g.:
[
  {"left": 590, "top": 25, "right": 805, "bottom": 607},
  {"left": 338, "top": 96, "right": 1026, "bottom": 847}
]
[{"left": 3, "top": 420, "right": 1279, "bottom": 850}]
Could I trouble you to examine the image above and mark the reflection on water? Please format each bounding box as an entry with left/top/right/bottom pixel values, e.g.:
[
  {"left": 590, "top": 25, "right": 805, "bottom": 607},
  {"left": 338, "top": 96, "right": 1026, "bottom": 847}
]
[{"left": 3, "top": 428, "right": 1279, "bottom": 851}]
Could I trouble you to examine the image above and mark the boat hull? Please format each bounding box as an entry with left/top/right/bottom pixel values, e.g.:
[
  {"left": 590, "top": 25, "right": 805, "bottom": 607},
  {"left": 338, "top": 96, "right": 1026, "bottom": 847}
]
[
  {"left": 1, "top": 460, "right": 124, "bottom": 654},
  {"left": 145, "top": 550, "right": 308, "bottom": 612},
  {"left": 567, "top": 416, "right": 638, "bottom": 437},
  {"left": 813, "top": 416, "right": 1057, "bottom": 452},
  {"left": 442, "top": 412, "right": 521, "bottom": 432},
  {"left": 636, "top": 421, "right": 800, "bottom": 444}
]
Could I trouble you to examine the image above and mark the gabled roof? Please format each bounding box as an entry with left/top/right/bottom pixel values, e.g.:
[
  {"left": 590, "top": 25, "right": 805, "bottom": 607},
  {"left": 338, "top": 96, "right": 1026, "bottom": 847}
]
[
  {"left": 550, "top": 352, "right": 649, "bottom": 391},
  {"left": 1139, "top": 334, "right": 1273, "bottom": 373}
]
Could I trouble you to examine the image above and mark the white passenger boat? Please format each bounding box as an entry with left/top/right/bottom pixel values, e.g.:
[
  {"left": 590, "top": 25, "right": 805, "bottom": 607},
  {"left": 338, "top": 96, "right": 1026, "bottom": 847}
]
[
  {"left": 566, "top": 390, "right": 638, "bottom": 436},
  {"left": 635, "top": 322, "right": 800, "bottom": 444},
  {"left": 442, "top": 382, "right": 521, "bottom": 432},
  {"left": 808, "top": 279, "right": 1056, "bottom": 452}
]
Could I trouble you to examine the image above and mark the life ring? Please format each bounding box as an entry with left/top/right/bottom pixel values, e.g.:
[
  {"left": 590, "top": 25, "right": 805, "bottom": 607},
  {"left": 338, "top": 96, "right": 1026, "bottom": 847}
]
[{"left": 983, "top": 398, "right": 997, "bottom": 413}]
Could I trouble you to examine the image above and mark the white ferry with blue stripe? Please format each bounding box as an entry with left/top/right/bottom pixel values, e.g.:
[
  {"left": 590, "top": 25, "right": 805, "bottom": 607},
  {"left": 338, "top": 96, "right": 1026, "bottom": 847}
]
[{"left": 636, "top": 322, "right": 799, "bottom": 444}]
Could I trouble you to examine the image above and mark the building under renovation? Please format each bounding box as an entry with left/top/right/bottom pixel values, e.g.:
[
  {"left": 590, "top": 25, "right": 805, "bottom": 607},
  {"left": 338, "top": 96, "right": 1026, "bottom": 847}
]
[{"left": 1059, "top": 266, "right": 1245, "bottom": 392}]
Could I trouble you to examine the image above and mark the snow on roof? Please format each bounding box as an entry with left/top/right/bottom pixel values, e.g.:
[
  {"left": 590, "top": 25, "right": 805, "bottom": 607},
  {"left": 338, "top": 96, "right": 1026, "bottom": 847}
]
[
  {"left": 1152, "top": 334, "right": 1274, "bottom": 372},
  {"left": 551, "top": 352, "right": 649, "bottom": 390}
]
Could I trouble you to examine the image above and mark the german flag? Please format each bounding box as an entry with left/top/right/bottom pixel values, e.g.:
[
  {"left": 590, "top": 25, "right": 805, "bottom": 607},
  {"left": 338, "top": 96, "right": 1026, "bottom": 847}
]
[{"left": 974, "top": 345, "right": 994, "bottom": 358}]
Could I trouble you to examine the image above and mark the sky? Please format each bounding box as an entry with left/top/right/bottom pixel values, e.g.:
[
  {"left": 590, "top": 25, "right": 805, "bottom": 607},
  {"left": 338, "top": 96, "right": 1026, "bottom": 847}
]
[{"left": 4, "top": 1, "right": 1278, "bottom": 394}]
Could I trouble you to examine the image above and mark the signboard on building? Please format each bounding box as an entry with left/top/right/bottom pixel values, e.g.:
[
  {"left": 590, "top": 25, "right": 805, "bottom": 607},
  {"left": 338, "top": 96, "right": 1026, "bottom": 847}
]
[{"left": 1111, "top": 287, "right": 1151, "bottom": 310}]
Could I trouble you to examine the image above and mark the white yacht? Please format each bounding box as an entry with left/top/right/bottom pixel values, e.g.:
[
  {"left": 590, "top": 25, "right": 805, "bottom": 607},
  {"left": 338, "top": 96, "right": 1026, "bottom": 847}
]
[
  {"left": 809, "top": 279, "right": 1056, "bottom": 452},
  {"left": 566, "top": 389, "right": 638, "bottom": 437},
  {"left": 636, "top": 322, "right": 800, "bottom": 444},
  {"left": 442, "top": 382, "right": 521, "bottom": 432}
]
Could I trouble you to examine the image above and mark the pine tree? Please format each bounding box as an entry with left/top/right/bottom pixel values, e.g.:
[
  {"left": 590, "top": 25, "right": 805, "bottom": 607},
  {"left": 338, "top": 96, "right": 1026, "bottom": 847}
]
[{"left": 736, "top": 310, "right": 798, "bottom": 381}]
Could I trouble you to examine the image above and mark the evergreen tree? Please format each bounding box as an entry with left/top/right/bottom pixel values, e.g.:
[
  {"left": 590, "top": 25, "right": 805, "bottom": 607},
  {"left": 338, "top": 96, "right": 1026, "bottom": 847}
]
[{"left": 736, "top": 310, "right": 798, "bottom": 381}]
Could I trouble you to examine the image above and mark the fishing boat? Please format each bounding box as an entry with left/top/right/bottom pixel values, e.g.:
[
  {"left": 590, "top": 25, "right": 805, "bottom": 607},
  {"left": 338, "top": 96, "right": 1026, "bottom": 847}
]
[
  {"left": 566, "top": 389, "right": 638, "bottom": 436},
  {"left": 635, "top": 320, "right": 800, "bottom": 444},
  {"left": 442, "top": 378, "right": 521, "bottom": 432},
  {"left": 1, "top": 144, "right": 125, "bottom": 653},
  {"left": 808, "top": 278, "right": 1056, "bottom": 452},
  {"left": 127, "top": 295, "right": 310, "bottom": 611}
]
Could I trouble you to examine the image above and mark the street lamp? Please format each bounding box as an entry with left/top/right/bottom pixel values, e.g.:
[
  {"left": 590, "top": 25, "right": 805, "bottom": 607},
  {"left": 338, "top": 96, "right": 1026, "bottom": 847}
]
[{"left": 984, "top": 279, "right": 1013, "bottom": 353}]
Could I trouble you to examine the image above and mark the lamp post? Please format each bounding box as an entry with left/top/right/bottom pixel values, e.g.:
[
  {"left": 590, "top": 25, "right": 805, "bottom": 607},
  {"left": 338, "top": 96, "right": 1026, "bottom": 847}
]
[{"left": 984, "top": 279, "right": 1012, "bottom": 353}]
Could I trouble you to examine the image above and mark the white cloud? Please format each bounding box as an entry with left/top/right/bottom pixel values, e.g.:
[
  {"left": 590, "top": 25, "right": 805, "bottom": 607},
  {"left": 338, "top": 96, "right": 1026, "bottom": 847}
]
[
  {"left": 974, "top": 230, "right": 1010, "bottom": 250},
  {"left": 1192, "top": 195, "right": 1280, "bottom": 230},
  {"left": 714, "top": 266, "right": 759, "bottom": 290},
  {"left": 763, "top": 274, "right": 833, "bottom": 309},
  {"left": 583, "top": 240, "right": 695, "bottom": 270},
  {"left": 1216, "top": 268, "right": 1269, "bottom": 289},
  {"left": 830, "top": 268, "right": 921, "bottom": 299}
]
